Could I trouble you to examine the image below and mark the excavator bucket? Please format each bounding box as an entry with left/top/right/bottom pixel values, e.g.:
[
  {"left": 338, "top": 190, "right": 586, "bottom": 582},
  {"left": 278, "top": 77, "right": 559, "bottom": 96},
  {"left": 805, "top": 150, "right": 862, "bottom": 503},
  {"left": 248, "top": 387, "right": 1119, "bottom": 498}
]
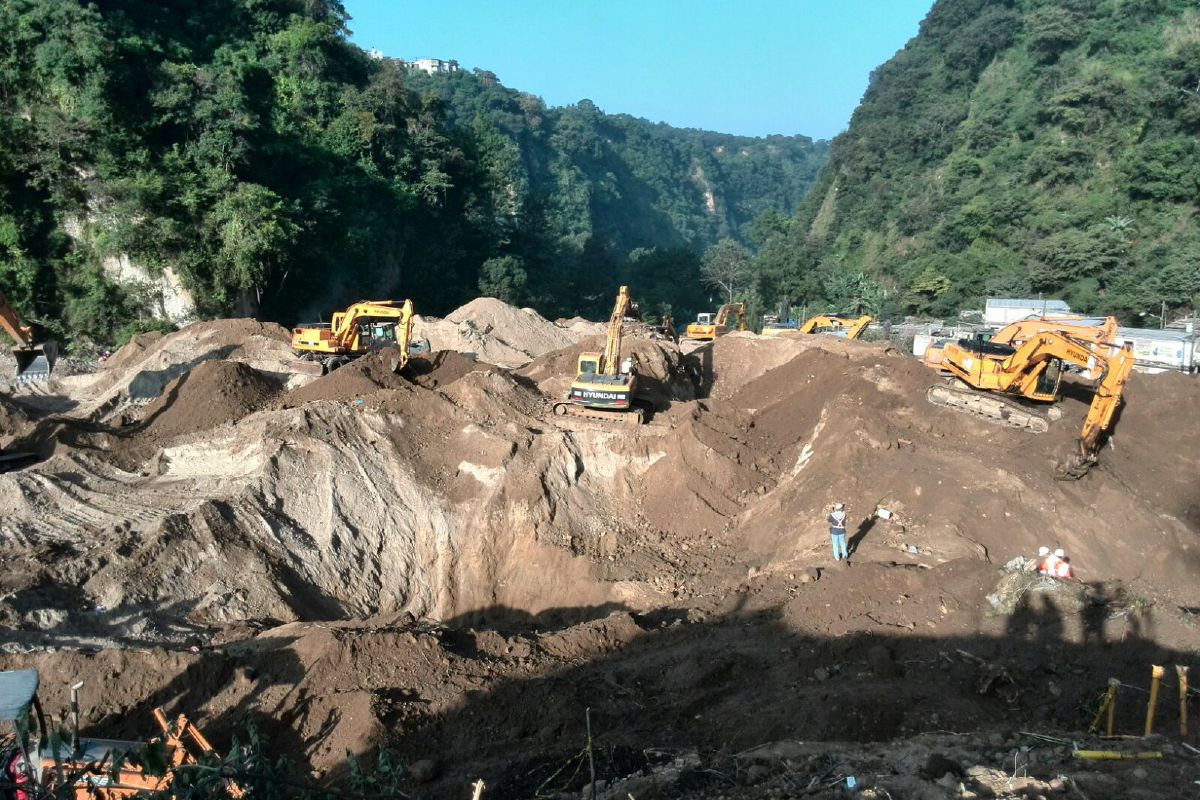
[{"left": 13, "top": 341, "right": 57, "bottom": 383}]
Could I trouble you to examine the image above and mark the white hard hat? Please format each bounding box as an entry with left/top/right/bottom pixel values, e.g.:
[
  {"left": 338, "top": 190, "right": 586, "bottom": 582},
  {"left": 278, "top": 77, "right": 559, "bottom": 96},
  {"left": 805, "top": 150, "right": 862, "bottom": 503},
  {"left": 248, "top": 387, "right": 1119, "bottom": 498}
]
[
  {"left": 833, "top": 502, "right": 844, "bottom": 510},
  {"left": 1038, "top": 546, "right": 1049, "bottom": 556},
  {"left": 1054, "top": 548, "right": 1065, "bottom": 558}
]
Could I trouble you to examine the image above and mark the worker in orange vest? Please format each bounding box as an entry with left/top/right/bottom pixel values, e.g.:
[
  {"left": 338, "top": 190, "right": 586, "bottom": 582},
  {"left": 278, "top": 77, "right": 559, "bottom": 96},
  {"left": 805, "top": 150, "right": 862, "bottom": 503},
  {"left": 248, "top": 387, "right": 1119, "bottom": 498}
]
[
  {"left": 1036, "top": 546, "right": 1059, "bottom": 576},
  {"left": 1051, "top": 549, "right": 1074, "bottom": 580}
]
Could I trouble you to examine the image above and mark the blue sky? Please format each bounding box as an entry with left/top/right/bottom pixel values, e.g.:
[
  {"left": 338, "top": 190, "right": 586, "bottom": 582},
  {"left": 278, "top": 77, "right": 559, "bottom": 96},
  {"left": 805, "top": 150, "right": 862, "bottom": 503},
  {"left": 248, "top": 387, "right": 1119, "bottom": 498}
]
[{"left": 342, "top": 0, "right": 934, "bottom": 140}]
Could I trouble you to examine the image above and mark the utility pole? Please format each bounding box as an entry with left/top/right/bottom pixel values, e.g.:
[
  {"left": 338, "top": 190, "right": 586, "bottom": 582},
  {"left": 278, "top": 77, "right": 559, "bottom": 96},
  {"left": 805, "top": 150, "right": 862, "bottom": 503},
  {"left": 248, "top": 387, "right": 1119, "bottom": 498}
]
[{"left": 1161, "top": 299, "right": 1166, "bottom": 330}]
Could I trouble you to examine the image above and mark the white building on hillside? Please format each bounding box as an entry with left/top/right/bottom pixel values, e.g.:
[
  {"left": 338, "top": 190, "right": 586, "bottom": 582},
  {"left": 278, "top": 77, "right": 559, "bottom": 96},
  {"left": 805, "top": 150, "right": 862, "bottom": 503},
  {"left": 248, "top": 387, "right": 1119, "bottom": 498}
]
[{"left": 409, "top": 58, "right": 459, "bottom": 75}]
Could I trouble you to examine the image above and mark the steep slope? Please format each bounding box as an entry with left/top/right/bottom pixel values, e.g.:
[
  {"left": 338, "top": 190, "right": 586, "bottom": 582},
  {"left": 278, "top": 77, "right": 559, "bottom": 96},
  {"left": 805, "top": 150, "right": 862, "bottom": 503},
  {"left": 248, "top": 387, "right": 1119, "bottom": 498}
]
[
  {"left": 406, "top": 69, "right": 829, "bottom": 253},
  {"left": 791, "top": 0, "right": 1200, "bottom": 321}
]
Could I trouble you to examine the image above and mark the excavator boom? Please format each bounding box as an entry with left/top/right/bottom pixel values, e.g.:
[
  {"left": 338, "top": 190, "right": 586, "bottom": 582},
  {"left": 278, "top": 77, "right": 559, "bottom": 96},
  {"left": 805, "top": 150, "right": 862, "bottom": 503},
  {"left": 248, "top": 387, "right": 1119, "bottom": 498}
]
[{"left": 0, "top": 290, "right": 57, "bottom": 382}]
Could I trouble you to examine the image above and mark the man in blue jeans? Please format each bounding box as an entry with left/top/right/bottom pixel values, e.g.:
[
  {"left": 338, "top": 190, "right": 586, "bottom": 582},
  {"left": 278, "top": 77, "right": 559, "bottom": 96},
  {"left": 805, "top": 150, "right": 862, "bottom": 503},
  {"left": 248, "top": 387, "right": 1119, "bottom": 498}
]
[{"left": 827, "top": 502, "right": 848, "bottom": 561}]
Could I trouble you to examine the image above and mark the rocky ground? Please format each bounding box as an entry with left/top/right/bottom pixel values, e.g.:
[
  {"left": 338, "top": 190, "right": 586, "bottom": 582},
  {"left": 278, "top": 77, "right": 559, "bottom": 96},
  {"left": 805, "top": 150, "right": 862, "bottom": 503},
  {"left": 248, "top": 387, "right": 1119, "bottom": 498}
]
[{"left": 1, "top": 298, "right": 1198, "bottom": 798}]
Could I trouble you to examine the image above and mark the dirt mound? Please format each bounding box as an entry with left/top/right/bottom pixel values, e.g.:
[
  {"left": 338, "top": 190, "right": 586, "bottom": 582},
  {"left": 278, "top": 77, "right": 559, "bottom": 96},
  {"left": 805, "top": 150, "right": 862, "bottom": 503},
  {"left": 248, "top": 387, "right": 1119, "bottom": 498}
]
[
  {"left": 137, "top": 360, "right": 282, "bottom": 440},
  {"left": 414, "top": 298, "right": 594, "bottom": 367},
  {"left": 408, "top": 350, "right": 488, "bottom": 389},
  {"left": 280, "top": 349, "right": 409, "bottom": 406},
  {"left": 0, "top": 393, "right": 30, "bottom": 440}
]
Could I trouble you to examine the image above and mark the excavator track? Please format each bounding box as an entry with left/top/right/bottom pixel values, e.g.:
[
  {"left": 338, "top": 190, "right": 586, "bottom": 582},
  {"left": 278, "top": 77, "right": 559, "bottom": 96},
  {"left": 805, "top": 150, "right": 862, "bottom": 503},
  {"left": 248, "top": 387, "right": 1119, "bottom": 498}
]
[
  {"left": 553, "top": 402, "right": 645, "bottom": 426},
  {"left": 926, "top": 382, "right": 1051, "bottom": 433}
]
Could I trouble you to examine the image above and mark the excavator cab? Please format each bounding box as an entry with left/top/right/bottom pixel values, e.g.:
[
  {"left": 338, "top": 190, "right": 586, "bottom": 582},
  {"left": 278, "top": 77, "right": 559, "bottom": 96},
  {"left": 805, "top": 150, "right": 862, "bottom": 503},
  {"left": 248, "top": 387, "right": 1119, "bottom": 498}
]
[{"left": 358, "top": 320, "right": 398, "bottom": 350}]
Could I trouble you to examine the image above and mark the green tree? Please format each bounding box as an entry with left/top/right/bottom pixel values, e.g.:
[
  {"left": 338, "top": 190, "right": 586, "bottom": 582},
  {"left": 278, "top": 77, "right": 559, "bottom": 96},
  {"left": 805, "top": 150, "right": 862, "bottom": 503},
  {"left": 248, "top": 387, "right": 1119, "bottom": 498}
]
[{"left": 477, "top": 255, "right": 527, "bottom": 305}]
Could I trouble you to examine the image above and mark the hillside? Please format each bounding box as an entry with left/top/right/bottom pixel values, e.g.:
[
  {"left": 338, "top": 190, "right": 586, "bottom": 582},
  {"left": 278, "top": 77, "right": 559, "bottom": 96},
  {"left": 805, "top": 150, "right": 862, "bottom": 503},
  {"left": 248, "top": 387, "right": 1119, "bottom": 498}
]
[
  {"left": 782, "top": 0, "right": 1200, "bottom": 322},
  {"left": 404, "top": 68, "right": 828, "bottom": 255},
  {"left": 0, "top": 0, "right": 826, "bottom": 349}
]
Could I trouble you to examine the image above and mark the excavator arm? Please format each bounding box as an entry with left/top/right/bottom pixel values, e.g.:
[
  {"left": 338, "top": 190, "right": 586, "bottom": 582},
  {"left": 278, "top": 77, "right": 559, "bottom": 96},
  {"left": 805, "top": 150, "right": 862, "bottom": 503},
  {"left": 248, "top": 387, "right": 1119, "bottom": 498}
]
[
  {"left": 1058, "top": 344, "right": 1134, "bottom": 480},
  {"left": 601, "top": 286, "right": 633, "bottom": 376},
  {"left": 0, "top": 290, "right": 56, "bottom": 381}
]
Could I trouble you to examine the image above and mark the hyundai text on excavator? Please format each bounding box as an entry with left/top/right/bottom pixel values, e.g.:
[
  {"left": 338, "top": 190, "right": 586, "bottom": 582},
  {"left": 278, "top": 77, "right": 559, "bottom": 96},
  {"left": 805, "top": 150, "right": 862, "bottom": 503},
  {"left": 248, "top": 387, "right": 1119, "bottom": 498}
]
[
  {"left": 795, "top": 314, "right": 872, "bottom": 339},
  {"left": 927, "top": 330, "right": 1134, "bottom": 479},
  {"left": 553, "top": 286, "right": 646, "bottom": 425},
  {"left": 291, "top": 299, "right": 418, "bottom": 375},
  {"left": 685, "top": 302, "right": 745, "bottom": 341},
  {"left": 0, "top": 291, "right": 57, "bottom": 382},
  {"left": 1, "top": 669, "right": 243, "bottom": 799}
]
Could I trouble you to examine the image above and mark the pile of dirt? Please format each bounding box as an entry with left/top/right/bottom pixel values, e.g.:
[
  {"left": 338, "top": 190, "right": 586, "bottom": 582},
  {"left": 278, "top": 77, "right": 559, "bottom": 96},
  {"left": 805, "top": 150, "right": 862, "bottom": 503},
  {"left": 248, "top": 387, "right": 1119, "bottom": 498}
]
[
  {"left": 414, "top": 298, "right": 595, "bottom": 367},
  {"left": 136, "top": 360, "right": 282, "bottom": 440},
  {"left": 0, "top": 393, "right": 30, "bottom": 441},
  {"left": 279, "top": 349, "right": 410, "bottom": 406}
]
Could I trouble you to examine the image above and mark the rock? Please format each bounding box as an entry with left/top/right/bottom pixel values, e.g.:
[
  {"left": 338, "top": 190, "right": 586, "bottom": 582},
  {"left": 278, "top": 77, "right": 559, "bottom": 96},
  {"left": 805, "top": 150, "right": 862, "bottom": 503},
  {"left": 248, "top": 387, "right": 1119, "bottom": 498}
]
[
  {"left": 867, "top": 644, "right": 901, "bottom": 677},
  {"left": 1131, "top": 767, "right": 1148, "bottom": 780},
  {"left": 23, "top": 609, "right": 68, "bottom": 630},
  {"left": 986, "top": 732, "right": 1006, "bottom": 748},
  {"left": 798, "top": 572, "right": 813, "bottom": 584},
  {"left": 409, "top": 759, "right": 439, "bottom": 784},
  {"left": 936, "top": 773, "right": 960, "bottom": 789},
  {"left": 813, "top": 667, "right": 830, "bottom": 681}
]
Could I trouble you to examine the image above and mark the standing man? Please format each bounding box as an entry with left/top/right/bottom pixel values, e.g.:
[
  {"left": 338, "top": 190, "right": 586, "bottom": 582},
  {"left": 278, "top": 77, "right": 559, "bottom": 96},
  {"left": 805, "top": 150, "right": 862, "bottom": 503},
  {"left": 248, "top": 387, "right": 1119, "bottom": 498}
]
[{"left": 827, "top": 503, "right": 849, "bottom": 561}]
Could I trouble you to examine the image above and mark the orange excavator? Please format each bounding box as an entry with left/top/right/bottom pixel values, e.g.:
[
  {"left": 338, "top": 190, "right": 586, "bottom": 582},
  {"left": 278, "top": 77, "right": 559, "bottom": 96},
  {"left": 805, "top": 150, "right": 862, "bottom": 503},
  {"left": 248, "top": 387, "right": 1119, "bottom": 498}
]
[
  {"left": 928, "top": 331, "right": 1134, "bottom": 479},
  {"left": 291, "top": 299, "right": 419, "bottom": 374},
  {"left": 925, "top": 316, "right": 1118, "bottom": 378},
  {"left": 0, "top": 291, "right": 57, "bottom": 382},
  {"left": 685, "top": 302, "right": 746, "bottom": 341},
  {"left": 1, "top": 669, "right": 242, "bottom": 798}
]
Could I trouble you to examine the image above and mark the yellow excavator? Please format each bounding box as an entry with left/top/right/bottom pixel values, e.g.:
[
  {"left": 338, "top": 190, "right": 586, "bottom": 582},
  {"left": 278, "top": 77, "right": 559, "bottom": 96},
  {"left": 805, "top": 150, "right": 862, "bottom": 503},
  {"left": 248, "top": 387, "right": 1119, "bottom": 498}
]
[
  {"left": 925, "top": 316, "right": 1117, "bottom": 378},
  {"left": 685, "top": 302, "right": 746, "bottom": 341},
  {"left": 928, "top": 331, "right": 1134, "bottom": 479},
  {"left": 291, "top": 299, "right": 418, "bottom": 374},
  {"left": 0, "top": 290, "right": 57, "bottom": 382},
  {"left": 796, "top": 314, "right": 872, "bottom": 339},
  {"left": 553, "top": 286, "right": 645, "bottom": 425}
]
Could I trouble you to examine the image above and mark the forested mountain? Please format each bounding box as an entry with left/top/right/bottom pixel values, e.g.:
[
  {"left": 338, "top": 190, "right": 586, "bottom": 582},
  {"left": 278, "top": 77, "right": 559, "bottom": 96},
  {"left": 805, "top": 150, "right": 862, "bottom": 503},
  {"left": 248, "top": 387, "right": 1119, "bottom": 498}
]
[
  {"left": 0, "top": 0, "right": 826, "bottom": 347},
  {"left": 771, "top": 0, "right": 1200, "bottom": 323}
]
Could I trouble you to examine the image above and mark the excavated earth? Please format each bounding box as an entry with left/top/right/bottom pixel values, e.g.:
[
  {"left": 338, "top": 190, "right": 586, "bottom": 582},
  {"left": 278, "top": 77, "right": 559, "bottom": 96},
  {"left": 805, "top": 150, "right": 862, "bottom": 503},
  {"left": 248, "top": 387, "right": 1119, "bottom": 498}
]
[{"left": 2, "top": 308, "right": 1200, "bottom": 799}]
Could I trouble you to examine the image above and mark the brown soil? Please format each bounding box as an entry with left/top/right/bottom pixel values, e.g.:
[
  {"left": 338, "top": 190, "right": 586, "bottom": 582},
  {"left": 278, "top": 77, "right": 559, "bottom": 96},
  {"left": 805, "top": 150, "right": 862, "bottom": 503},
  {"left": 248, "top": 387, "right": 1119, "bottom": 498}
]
[{"left": 2, "top": 309, "right": 1199, "bottom": 800}]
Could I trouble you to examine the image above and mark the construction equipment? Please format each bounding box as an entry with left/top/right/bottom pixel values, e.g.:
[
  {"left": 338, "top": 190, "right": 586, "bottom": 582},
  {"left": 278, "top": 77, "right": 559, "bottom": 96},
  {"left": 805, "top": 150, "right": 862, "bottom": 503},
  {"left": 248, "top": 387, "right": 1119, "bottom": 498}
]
[
  {"left": 291, "top": 299, "right": 416, "bottom": 375},
  {"left": 1, "top": 669, "right": 242, "bottom": 798},
  {"left": 925, "top": 316, "right": 1118, "bottom": 377},
  {"left": 685, "top": 302, "right": 745, "bottom": 341},
  {"left": 0, "top": 291, "right": 57, "bottom": 382},
  {"left": 553, "top": 286, "right": 645, "bottom": 425},
  {"left": 927, "top": 331, "right": 1134, "bottom": 478},
  {"left": 796, "top": 314, "right": 872, "bottom": 339}
]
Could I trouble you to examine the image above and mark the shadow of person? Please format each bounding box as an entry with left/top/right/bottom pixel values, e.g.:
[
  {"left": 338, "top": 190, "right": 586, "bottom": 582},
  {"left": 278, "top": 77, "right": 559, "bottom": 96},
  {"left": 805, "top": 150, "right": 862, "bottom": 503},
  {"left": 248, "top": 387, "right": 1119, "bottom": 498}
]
[{"left": 847, "top": 515, "right": 878, "bottom": 557}]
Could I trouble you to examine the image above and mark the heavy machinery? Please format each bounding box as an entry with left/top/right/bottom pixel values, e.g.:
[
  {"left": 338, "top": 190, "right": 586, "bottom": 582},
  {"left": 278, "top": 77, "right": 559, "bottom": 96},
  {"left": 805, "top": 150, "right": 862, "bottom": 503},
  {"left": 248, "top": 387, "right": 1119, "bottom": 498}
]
[
  {"left": 0, "top": 291, "right": 57, "bottom": 382},
  {"left": 1, "top": 669, "right": 242, "bottom": 798},
  {"left": 685, "top": 302, "right": 746, "bottom": 341},
  {"left": 796, "top": 314, "right": 872, "bottom": 339},
  {"left": 925, "top": 316, "right": 1118, "bottom": 378},
  {"left": 291, "top": 299, "right": 417, "bottom": 374},
  {"left": 927, "top": 331, "right": 1135, "bottom": 479},
  {"left": 553, "top": 286, "right": 645, "bottom": 425}
]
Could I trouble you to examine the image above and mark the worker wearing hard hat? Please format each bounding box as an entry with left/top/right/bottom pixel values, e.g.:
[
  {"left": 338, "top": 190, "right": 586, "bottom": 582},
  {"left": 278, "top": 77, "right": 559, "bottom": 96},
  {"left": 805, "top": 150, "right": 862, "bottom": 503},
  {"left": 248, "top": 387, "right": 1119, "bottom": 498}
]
[
  {"left": 1052, "top": 549, "right": 1074, "bottom": 580},
  {"left": 1036, "top": 546, "right": 1059, "bottom": 576},
  {"left": 827, "top": 503, "right": 849, "bottom": 561}
]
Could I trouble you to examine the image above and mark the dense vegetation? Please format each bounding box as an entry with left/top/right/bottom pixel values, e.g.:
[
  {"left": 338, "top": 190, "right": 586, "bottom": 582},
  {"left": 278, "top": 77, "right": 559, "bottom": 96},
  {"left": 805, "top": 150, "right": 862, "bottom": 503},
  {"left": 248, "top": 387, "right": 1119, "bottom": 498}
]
[
  {"left": 769, "top": 0, "right": 1200, "bottom": 325},
  {"left": 0, "top": 0, "right": 826, "bottom": 347}
]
